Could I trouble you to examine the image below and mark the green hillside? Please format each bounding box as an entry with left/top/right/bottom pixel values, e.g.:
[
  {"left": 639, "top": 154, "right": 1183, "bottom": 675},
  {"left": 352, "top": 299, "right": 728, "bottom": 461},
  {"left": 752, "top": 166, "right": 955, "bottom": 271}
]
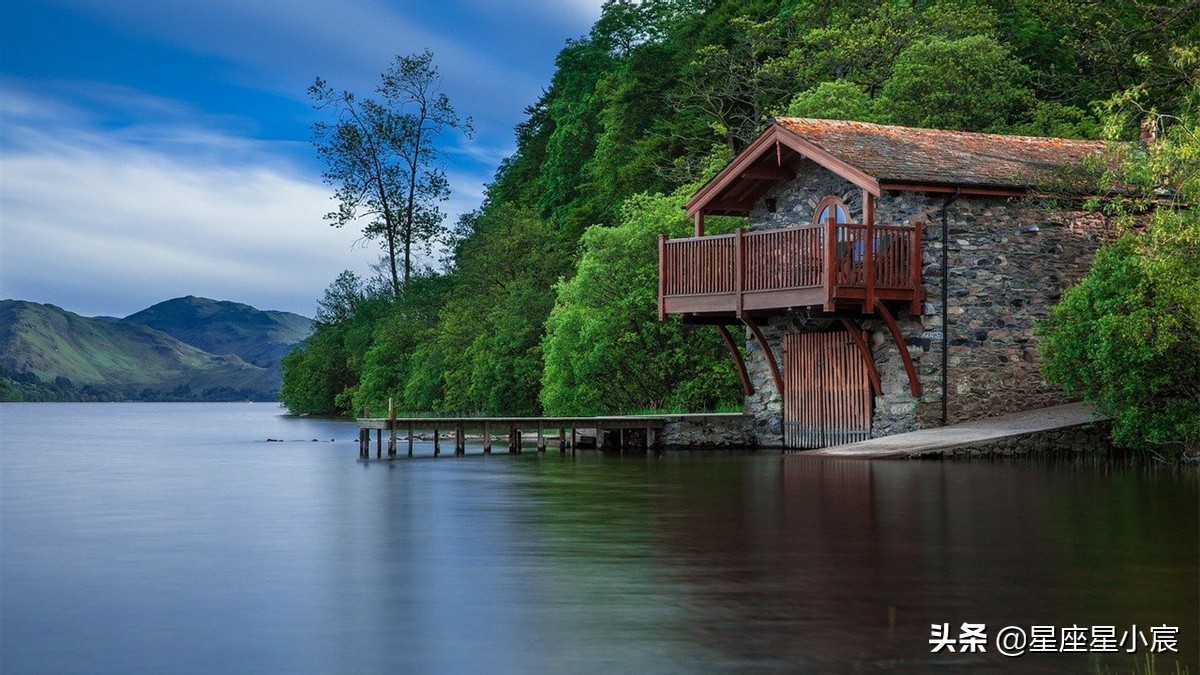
[
  {"left": 0, "top": 300, "right": 278, "bottom": 401},
  {"left": 123, "top": 296, "right": 312, "bottom": 369}
]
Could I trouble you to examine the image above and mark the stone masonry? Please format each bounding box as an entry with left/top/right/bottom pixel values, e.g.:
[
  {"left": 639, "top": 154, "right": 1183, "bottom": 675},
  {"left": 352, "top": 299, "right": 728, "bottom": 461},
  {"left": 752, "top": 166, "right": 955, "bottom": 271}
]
[{"left": 740, "top": 161, "right": 1115, "bottom": 447}]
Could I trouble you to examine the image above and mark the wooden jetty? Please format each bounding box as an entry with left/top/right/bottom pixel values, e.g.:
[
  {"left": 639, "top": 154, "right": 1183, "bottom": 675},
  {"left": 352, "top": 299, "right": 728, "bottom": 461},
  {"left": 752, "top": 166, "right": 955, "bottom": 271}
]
[{"left": 356, "top": 414, "right": 675, "bottom": 459}]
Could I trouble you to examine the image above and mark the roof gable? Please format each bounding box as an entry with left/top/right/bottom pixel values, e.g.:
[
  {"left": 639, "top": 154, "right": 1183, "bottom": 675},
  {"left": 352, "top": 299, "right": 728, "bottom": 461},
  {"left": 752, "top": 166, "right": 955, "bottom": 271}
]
[{"left": 686, "top": 118, "right": 1108, "bottom": 217}]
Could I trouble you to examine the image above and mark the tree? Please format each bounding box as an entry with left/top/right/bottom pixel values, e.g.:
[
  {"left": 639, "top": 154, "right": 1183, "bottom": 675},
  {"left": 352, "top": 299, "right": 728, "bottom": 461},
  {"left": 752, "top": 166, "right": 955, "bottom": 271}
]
[
  {"left": 540, "top": 187, "right": 742, "bottom": 415},
  {"left": 785, "top": 80, "right": 876, "bottom": 121},
  {"left": 309, "top": 50, "right": 472, "bottom": 297},
  {"left": 1038, "top": 51, "right": 1200, "bottom": 460},
  {"left": 877, "top": 34, "right": 1031, "bottom": 132}
]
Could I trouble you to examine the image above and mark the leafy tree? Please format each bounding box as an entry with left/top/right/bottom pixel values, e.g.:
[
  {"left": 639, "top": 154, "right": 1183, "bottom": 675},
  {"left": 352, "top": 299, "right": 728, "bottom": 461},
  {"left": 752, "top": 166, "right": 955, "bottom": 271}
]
[
  {"left": 1039, "top": 53, "right": 1200, "bottom": 459},
  {"left": 877, "top": 34, "right": 1031, "bottom": 131},
  {"left": 541, "top": 187, "right": 741, "bottom": 415},
  {"left": 309, "top": 50, "right": 472, "bottom": 296},
  {"left": 785, "top": 80, "right": 876, "bottom": 121}
]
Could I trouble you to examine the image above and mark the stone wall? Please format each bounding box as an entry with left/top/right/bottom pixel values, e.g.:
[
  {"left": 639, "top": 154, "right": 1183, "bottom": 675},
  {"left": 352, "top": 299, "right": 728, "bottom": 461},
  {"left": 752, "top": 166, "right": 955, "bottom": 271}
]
[
  {"left": 739, "top": 167, "right": 1114, "bottom": 447},
  {"left": 913, "top": 420, "right": 1114, "bottom": 458},
  {"left": 659, "top": 414, "right": 757, "bottom": 448}
]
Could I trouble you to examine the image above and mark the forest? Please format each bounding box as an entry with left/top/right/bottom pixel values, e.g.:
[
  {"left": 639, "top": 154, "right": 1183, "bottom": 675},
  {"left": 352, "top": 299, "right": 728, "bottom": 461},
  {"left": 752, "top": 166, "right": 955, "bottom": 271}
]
[{"left": 279, "top": 0, "right": 1198, "bottom": 451}]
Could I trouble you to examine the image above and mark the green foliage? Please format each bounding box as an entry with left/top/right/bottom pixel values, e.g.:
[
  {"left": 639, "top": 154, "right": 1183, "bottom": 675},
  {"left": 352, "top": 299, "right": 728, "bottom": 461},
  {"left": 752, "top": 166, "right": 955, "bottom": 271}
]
[
  {"left": 290, "top": 0, "right": 1190, "bottom": 422},
  {"left": 541, "top": 188, "right": 742, "bottom": 415},
  {"left": 786, "top": 80, "right": 876, "bottom": 121},
  {"left": 878, "top": 34, "right": 1031, "bottom": 132},
  {"left": 1040, "top": 62, "right": 1200, "bottom": 460},
  {"left": 1038, "top": 217, "right": 1200, "bottom": 459}
]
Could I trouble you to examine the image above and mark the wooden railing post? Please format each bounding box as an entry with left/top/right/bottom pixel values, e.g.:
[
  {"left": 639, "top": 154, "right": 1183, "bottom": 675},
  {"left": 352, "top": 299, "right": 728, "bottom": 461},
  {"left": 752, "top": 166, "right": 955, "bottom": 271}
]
[
  {"left": 864, "top": 192, "right": 876, "bottom": 313},
  {"left": 910, "top": 220, "right": 924, "bottom": 314},
  {"left": 823, "top": 218, "right": 837, "bottom": 311},
  {"left": 734, "top": 228, "right": 745, "bottom": 318},
  {"left": 657, "top": 235, "right": 666, "bottom": 321}
]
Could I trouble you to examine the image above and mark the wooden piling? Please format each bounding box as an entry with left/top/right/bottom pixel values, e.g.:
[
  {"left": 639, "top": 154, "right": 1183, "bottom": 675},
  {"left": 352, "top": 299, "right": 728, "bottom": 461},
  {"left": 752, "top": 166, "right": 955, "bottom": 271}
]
[
  {"left": 434, "top": 428, "right": 440, "bottom": 457},
  {"left": 388, "top": 398, "right": 396, "bottom": 458},
  {"left": 407, "top": 422, "right": 414, "bottom": 457},
  {"left": 376, "top": 429, "right": 382, "bottom": 459},
  {"left": 484, "top": 421, "right": 491, "bottom": 454},
  {"left": 359, "top": 428, "right": 369, "bottom": 458},
  {"left": 537, "top": 422, "right": 545, "bottom": 453}
]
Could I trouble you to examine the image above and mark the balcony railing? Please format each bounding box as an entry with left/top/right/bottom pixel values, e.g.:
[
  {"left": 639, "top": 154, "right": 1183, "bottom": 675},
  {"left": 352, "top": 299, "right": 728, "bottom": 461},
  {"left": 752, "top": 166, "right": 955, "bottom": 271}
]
[{"left": 658, "top": 221, "right": 923, "bottom": 318}]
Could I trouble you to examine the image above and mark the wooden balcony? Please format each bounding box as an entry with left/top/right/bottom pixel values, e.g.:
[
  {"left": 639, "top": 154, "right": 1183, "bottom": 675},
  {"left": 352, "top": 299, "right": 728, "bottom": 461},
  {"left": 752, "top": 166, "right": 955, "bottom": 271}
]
[{"left": 658, "top": 221, "right": 923, "bottom": 320}]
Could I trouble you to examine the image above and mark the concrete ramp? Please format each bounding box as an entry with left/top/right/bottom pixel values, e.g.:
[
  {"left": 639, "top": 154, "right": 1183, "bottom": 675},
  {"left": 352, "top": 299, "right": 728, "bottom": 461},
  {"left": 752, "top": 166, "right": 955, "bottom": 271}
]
[{"left": 801, "top": 402, "right": 1106, "bottom": 459}]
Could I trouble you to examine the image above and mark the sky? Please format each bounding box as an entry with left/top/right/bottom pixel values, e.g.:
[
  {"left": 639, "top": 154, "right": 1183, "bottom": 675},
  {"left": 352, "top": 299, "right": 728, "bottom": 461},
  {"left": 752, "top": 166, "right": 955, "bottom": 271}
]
[{"left": 0, "top": 0, "right": 605, "bottom": 318}]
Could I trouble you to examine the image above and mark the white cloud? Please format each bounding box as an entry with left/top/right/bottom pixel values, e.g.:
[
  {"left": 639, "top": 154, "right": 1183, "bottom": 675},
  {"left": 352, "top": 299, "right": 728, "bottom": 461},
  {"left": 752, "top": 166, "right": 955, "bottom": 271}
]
[{"left": 0, "top": 89, "right": 394, "bottom": 318}]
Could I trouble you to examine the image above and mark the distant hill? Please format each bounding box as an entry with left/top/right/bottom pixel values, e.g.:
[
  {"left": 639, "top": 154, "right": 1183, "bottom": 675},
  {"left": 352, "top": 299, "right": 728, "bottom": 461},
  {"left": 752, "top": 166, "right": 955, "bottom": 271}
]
[
  {"left": 123, "top": 296, "right": 312, "bottom": 371},
  {"left": 0, "top": 298, "right": 311, "bottom": 402}
]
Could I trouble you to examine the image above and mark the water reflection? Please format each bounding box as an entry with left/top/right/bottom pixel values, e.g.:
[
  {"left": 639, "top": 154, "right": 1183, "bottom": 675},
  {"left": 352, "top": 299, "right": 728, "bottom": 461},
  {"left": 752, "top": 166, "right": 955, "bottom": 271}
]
[{"left": 1, "top": 405, "right": 1195, "bottom": 674}]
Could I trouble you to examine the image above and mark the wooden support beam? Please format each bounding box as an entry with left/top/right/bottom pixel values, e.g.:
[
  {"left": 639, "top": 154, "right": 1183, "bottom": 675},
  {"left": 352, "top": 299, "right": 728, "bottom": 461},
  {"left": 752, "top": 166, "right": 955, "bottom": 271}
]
[
  {"left": 359, "top": 428, "right": 369, "bottom": 458},
  {"left": 874, "top": 300, "right": 923, "bottom": 397},
  {"left": 484, "top": 421, "right": 491, "bottom": 454},
  {"left": 559, "top": 426, "right": 566, "bottom": 453},
  {"left": 741, "top": 167, "right": 794, "bottom": 181},
  {"left": 743, "top": 317, "right": 784, "bottom": 399},
  {"left": 715, "top": 325, "right": 754, "bottom": 396},
  {"left": 376, "top": 429, "right": 382, "bottom": 460},
  {"left": 694, "top": 212, "right": 705, "bottom": 237},
  {"left": 433, "top": 427, "right": 440, "bottom": 457},
  {"left": 537, "top": 422, "right": 545, "bottom": 453},
  {"left": 839, "top": 318, "right": 882, "bottom": 396},
  {"left": 408, "top": 422, "right": 414, "bottom": 457}
]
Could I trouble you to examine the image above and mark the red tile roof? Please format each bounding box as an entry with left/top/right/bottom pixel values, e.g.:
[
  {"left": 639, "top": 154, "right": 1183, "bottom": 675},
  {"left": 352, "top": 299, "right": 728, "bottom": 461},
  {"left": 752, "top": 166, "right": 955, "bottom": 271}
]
[{"left": 775, "top": 118, "right": 1107, "bottom": 190}]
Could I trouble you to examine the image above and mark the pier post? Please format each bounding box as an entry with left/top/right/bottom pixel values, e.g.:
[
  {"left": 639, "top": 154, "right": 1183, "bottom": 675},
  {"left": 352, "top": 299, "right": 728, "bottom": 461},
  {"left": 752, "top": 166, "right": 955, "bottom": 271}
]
[
  {"left": 558, "top": 426, "right": 566, "bottom": 454},
  {"left": 388, "top": 398, "right": 396, "bottom": 458},
  {"left": 484, "top": 421, "right": 491, "bottom": 454},
  {"left": 376, "top": 429, "right": 382, "bottom": 459},
  {"left": 359, "top": 428, "right": 369, "bottom": 458},
  {"left": 456, "top": 424, "right": 465, "bottom": 456},
  {"left": 434, "top": 428, "right": 440, "bottom": 457},
  {"left": 571, "top": 428, "right": 577, "bottom": 456},
  {"left": 408, "top": 422, "right": 414, "bottom": 457},
  {"left": 537, "top": 422, "right": 545, "bottom": 453}
]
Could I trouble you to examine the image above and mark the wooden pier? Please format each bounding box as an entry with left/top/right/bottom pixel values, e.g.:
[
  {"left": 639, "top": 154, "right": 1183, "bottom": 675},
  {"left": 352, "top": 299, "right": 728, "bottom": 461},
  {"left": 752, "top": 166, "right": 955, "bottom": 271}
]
[{"left": 356, "top": 415, "right": 676, "bottom": 459}]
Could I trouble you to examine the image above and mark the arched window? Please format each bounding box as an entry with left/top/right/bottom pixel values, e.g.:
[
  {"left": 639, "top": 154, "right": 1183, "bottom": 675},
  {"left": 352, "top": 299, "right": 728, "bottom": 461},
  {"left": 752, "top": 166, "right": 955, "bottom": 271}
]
[{"left": 813, "top": 195, "right": 854, "bottom": 225}]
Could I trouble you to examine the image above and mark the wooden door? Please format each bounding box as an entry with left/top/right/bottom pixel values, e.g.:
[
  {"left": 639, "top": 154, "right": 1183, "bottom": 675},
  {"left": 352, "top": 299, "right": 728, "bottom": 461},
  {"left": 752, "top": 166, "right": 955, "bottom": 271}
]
[{"left": 783, "top": 331, "right": 873, "bottom": 448}]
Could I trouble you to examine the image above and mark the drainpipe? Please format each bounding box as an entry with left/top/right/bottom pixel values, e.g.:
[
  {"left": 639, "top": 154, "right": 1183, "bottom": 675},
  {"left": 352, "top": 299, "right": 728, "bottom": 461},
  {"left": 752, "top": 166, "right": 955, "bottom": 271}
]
[{"left": 940, "top": 188, "right": 961, "bottom": 427}]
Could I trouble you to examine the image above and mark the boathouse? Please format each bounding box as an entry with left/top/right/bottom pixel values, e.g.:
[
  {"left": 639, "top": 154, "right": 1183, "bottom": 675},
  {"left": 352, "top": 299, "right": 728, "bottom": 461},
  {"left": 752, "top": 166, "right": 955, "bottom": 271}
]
[{"left": 657, "top": 118, "right": 1115, "bottom": 448}]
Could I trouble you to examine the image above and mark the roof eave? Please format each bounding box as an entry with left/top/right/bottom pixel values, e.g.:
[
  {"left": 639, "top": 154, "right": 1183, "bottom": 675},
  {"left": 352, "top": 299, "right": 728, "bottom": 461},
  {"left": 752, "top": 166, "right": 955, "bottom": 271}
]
[{"left": 685, "top": 122, "right": 883, "bottom": 218}]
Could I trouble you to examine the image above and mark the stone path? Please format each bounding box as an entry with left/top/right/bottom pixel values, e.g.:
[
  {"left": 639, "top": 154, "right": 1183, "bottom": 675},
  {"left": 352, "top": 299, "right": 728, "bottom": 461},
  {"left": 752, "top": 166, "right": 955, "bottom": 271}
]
[{"left": 801, "top": 402, "right": 1105, "bottom": 459}]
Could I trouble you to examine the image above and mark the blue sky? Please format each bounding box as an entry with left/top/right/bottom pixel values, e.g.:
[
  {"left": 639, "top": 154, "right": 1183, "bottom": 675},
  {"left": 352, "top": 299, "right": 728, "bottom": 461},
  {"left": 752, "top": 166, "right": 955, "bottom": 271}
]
[{"left": 0, "top": 0, "right": 604, "bottom": 318}]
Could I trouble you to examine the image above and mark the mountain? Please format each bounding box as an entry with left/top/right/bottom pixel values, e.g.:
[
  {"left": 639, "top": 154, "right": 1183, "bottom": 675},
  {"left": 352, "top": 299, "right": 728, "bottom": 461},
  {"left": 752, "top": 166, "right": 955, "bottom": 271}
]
[
  {"left": 123, "top": 296, "right": 312, "bottom": 370},
  {"left": 0, "top": 298, "right": 309, "bottom": 402}
]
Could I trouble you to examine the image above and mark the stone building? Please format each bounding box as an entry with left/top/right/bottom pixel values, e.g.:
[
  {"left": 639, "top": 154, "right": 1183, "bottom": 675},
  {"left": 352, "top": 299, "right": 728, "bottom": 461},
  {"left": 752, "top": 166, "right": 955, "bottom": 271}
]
[{"left": 657, "top": 118, "right": 1115, "bottom": 448}]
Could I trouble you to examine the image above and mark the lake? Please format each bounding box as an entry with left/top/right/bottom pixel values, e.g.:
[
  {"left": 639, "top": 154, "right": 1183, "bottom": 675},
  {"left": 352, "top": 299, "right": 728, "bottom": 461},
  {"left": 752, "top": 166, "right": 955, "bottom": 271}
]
[{"left": 1, "top": 402, "right": 1196, "bottom": 673}]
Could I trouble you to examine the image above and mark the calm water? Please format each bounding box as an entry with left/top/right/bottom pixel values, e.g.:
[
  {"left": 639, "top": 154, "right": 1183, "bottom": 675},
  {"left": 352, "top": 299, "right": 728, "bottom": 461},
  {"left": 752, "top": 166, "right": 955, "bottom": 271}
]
[{"left": 1, "top": 403, "right": 1196, "bottom": 674}]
